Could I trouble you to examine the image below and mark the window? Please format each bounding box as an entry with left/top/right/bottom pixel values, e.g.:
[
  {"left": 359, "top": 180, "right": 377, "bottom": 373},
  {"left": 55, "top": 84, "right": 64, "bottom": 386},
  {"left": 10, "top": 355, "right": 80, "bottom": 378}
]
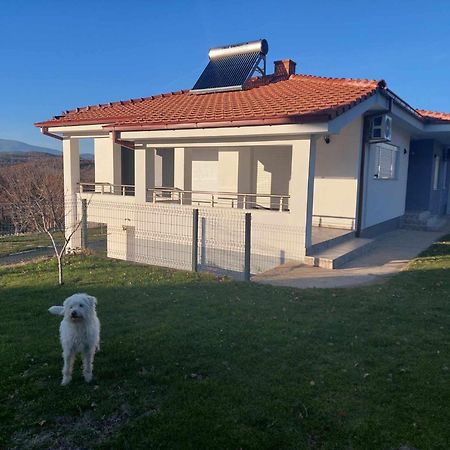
[{"left": 372, "top": 143, "right": 399, "bottom": 180}]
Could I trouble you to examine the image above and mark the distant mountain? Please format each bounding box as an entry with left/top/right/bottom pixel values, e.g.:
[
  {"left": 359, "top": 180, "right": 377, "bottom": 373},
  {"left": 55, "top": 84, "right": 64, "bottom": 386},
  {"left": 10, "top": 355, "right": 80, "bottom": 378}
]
[{"left": 0, "top": 138, "right": 61, "bottom": 156}]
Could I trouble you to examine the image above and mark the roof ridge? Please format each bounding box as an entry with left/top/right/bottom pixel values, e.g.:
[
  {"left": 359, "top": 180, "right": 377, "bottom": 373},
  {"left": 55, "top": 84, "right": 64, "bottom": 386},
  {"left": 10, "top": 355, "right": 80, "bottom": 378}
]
[{"left": 290, "top": 73, "right": 385, "bottom": 87}]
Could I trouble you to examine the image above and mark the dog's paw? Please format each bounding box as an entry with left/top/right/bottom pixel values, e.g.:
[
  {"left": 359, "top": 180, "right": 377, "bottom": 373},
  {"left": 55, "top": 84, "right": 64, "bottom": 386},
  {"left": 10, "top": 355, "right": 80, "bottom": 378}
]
[{"left": 61, "top": 376, "right": 71, "bottom": 386}]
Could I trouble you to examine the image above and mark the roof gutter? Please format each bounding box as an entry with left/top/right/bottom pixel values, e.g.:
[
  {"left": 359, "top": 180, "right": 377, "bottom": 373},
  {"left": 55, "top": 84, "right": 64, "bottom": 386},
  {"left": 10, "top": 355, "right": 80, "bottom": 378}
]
[
  {"left": 41, "top": 126, "right": 63, "bottom": 141},
  {"left": 103, "top": 114, "right": 332, "bottom": 133}
]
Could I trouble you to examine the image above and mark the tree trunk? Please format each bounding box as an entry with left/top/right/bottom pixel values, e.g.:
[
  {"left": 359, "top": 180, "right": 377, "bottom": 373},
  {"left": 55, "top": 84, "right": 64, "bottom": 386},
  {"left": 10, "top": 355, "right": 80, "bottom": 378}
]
[{"left": 58, "top": 257, "right": 64, "bottom": 285}]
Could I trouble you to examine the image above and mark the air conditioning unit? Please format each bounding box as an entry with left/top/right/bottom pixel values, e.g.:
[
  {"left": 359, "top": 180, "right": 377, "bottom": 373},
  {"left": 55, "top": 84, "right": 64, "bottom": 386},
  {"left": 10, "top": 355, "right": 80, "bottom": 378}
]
[{"left": 369, "top": 114, "right": 392, "bottom": 142}]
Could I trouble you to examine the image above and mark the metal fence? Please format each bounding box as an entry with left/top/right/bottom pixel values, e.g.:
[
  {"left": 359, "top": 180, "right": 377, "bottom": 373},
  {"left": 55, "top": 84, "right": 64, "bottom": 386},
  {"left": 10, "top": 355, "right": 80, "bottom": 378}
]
[
  {"left": 82, "top": 197, "right": 305, "bottom": 280},
  {"left": 0, "top": 203, "right": 20, "bottom": 235},
  {"left": 0, "top": 198, "right": 305, "bottom": 280}
]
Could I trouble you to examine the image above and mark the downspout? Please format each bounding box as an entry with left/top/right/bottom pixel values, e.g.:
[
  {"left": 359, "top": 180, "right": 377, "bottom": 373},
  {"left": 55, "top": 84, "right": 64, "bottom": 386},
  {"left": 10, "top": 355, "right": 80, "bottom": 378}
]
[
  {"left": 112, "top": 130, "right": 135, "bottom": 150},
  {"left": 355, "top": 118, "right": 368, "bottom": 237},
  {"left": 41, "top": 126, "right": 63, "bottom": 141}
]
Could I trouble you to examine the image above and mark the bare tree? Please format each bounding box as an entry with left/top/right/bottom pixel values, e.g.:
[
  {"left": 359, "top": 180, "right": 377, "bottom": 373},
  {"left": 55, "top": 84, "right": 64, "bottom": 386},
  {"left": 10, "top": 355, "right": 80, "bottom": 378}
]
[{"left": 0, "top": 159, "right": 85, "bottom": 284}]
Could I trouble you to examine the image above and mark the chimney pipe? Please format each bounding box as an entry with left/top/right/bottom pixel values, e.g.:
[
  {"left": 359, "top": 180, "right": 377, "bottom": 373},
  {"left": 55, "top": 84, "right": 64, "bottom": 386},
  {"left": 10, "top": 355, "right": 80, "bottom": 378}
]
[{"left": 274, "top": 59, "right": 296, "bottom": 77}]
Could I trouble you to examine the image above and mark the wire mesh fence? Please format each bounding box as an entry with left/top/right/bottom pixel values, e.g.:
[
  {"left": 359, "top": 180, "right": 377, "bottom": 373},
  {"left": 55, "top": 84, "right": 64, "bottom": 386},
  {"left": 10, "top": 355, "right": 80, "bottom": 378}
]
[
  {"left": 0, "top": 203, "right": 22, "bottom": 235},
  {"left": 1, "top": 197, "right": 306, "bottom": 280},
  {"left": 83, "top": 197, "right": 306, "bottom": 280}
]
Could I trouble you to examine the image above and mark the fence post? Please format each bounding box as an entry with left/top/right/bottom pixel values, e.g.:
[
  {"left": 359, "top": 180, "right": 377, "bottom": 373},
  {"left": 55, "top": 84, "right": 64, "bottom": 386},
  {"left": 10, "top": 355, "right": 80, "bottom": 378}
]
[
  {"left": 81, "top": 199, "right": 88, "bottom": 249},
  {"left": 244, "top": 212, "right": 251, "bottom": 281},
  {"left": 192, "top": 208, "right": 199, "bottom": 272}
]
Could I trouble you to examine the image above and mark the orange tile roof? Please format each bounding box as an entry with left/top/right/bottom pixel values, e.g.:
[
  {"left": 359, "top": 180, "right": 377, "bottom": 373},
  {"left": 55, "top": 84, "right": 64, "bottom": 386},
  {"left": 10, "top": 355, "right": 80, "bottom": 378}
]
[
  {"left": 35, "top": 74, "right": 450, "bottom": 130},
  {"left": 417, "top": 109, "right": 450, "bottom": 122},
  {"left": 35, "top": 74, "right": 386, "bottom": 130}
]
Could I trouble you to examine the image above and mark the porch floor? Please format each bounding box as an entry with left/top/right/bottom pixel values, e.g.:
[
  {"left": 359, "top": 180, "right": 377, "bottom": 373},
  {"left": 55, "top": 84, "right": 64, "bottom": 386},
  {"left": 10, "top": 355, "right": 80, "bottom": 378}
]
[{"left": 311, "top": 226, "right": 352, "bottom": 246}]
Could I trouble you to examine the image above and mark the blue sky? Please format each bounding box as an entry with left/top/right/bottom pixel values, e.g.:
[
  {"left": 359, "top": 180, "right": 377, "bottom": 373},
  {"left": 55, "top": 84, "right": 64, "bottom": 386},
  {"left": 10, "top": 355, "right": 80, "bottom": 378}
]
[{"left": 1, "top": 0, "right": 449, "bottom": 152}]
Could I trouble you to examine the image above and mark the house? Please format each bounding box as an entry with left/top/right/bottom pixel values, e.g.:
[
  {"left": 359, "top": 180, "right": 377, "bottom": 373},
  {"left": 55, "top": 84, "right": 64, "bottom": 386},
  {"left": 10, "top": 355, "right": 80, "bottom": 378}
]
[{"left": 35, "top": 40, "right": 450, "bottom": 277}]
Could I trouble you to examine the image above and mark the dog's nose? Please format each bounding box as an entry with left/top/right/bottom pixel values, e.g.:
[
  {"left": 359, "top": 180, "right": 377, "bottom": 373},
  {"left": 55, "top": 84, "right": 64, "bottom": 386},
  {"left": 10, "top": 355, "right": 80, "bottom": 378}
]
[{"left": 71, "top": 311, "right": 78, "bottom": 318}]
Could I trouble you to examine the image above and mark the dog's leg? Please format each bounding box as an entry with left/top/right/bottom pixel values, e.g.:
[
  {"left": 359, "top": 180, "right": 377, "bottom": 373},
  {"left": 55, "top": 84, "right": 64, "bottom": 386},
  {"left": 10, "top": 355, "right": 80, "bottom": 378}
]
[
  {"left": 62, "top": 349, "right": 76, "bottom": 385},
  {"left": 82, "top": 348, "right": 95, "bottom": 383}
]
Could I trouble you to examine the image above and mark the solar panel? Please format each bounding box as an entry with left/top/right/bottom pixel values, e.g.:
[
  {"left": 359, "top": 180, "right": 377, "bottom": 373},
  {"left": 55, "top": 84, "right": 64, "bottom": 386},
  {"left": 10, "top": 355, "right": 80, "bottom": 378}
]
[{"left": 191, "top": 39, "right": 268, "bottom": 94}]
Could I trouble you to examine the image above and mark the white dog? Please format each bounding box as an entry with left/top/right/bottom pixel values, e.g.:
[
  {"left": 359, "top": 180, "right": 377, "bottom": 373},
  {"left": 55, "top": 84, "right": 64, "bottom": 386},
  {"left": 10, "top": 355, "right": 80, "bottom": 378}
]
[{"left": 49, "top": 293, "right": 100, "bottom": 385}]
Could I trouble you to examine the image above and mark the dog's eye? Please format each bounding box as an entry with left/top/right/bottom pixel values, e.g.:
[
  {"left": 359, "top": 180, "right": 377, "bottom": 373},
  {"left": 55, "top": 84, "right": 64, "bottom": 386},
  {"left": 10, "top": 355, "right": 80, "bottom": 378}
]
[{"left": 79, "top": 304, "right": 84, "bottom": 308}]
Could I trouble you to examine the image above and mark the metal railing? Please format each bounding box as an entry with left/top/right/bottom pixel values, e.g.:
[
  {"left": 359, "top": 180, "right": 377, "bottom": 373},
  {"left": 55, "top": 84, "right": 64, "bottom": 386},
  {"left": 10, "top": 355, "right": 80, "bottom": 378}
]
[
  {"left": 78, "top": 183, "right": 290, "bottom": 212},
  {"left": 150, "top": 187, "right": 289, "bottom": 211},
  {"left": 79, "top": 182, "right": 135, "bottom": 196}
]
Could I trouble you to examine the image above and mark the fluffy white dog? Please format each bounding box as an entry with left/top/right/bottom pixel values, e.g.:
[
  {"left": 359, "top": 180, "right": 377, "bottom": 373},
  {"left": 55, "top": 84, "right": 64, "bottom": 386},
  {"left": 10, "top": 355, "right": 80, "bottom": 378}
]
[{"left": 49, "top": 293, "right": 100, "bottom": 385}]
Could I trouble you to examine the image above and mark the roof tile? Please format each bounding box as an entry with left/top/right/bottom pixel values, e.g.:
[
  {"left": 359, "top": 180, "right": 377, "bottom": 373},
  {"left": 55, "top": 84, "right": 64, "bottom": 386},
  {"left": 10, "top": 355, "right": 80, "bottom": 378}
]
[{"left": 35, "top": 74, "right": 383, "bottom": 130}]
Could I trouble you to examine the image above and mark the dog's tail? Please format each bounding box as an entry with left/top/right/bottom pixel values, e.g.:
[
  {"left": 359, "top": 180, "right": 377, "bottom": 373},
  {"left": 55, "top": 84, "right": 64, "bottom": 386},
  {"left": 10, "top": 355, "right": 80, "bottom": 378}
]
[{"left": 48, "top": 306, "right": 64, "bottom": 316}]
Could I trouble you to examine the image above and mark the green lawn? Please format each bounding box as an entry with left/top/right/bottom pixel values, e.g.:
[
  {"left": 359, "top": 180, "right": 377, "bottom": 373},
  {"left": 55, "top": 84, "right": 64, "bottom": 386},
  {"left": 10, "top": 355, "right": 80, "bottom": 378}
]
[
  {"left": 1, "top": 237, "right": 450, "bottom": 449},
  {"left": 0, "top": 227, "right": 106, "bottom": 257}
]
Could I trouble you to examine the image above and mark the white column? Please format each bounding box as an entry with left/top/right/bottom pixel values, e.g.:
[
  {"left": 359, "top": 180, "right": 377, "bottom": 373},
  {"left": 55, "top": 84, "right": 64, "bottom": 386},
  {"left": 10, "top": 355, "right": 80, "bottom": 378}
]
[
  {"left": 134, "top": 147, "right": 155, "bottom": 203},
  {"left": 290, "top": 138, "right": 316, "bottom": 248},
  {"left": 94, "top": 137, "right": 121, "bottom": 192},
  {"left": 174, "top": 147, "right": 192, "bottom": 203},
  {"left": 63, "top": 138, "right": 82, "bottom": 249},
  {"left": 238, "top": 147, "right": 253, "bottom": 208}
]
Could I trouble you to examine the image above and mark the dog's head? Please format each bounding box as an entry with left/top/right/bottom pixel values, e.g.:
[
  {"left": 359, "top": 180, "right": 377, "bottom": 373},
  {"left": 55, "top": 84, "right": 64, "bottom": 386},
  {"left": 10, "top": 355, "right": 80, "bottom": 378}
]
[{"left": 49, "top": 293, "right": 97, "bottom": 322}]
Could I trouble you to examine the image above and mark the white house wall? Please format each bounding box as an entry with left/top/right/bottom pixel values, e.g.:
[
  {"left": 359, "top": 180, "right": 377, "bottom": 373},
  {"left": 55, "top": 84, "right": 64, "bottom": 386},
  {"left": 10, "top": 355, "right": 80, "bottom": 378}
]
[
  {"left": 363, "top": 123, "right": 411, "bottom": 229},
  {"left": 313, "top": 116, "right": 362, "bottom": 229},
  {"left": 181, "top": 146, "right": 292, "bottom": 208}
]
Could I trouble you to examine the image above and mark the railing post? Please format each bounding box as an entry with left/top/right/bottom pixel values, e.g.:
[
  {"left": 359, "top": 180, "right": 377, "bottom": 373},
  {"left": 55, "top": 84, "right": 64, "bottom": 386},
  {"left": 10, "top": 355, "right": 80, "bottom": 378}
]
[
  {"left": 244, "top": 212, "right": 251, "bottom": 281},
  {"left": 81, "top": 199, "right": 88, "bottom": 249},
  {"left": 192, "top": 208, "right": 199, "bottom": 272}
]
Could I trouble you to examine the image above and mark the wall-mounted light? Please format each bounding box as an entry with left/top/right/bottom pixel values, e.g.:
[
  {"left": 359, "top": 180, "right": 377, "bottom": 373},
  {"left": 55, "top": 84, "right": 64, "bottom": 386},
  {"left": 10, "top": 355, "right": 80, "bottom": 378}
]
[
  {"left": 324, "top": 135, "right": 331, "bottom": 144},
  {"left": 403, "top": 148, "right": 408, "bottom": 155}
]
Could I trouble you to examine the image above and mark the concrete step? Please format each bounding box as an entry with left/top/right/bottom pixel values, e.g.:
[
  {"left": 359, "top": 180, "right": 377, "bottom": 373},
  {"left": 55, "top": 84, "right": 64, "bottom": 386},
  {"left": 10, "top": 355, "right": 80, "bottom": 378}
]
[
  {"left": 307, "top": 230, "right": 355, "bottom": 255},
  {"left": 304, "top": 237, "right": 374, "bottom": 269}
]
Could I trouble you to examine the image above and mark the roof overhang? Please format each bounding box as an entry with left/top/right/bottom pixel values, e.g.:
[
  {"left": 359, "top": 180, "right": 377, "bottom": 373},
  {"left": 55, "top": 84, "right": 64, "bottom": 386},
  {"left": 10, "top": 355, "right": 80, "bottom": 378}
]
[{"left": 119, "top": 122, "right": 329, "bottom": 147}]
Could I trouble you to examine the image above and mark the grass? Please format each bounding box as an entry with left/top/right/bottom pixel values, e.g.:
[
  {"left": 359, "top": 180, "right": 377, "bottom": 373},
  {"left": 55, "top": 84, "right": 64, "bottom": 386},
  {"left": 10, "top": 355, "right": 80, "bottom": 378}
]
[
  {"left": 1, "top": 236, "right": 450, "bottom": 449},
  {"left": 0, "top": 227, "right": 106, "bottom": 257}
]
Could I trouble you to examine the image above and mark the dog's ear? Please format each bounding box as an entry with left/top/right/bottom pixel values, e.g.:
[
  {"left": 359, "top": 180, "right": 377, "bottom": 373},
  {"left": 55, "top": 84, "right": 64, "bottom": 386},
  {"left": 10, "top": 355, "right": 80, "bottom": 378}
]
[
  {"left": 85, "top": 295, "right": 97, "bottom": 309},
  {"left": 48, "top": 306, "right": 64, "bottom": 316}
]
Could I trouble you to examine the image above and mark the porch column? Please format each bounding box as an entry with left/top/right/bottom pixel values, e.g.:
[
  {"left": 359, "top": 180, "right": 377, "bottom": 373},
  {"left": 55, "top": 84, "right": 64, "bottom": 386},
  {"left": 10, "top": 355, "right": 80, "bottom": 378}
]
[
  {"left": 174, "top": 147, "right": 192, "bottom": 204},
  {"left": 134, "top": 147, "right": 155, "bottom": 203},
  {"left": 290, "top": 138, "right": 316, "bottom": 248},
  {"left": 238, "top": 147, "right": 254, "bottom": 208},
  {"left": 94, "top": 137, "right": 121, "bottom": 192},
  {"left": 63, "top": 137, "right": 82, "bottom": 250}
]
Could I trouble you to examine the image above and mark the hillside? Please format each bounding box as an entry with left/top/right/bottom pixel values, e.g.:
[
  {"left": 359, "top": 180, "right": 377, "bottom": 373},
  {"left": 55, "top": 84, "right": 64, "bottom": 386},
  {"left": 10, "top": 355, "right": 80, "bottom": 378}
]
[
  {"left": 0, "top": 138, "right": 94, "bottom": 166},
  {"left": 0, "top": 138, "right": 60, "bottom": 156}
]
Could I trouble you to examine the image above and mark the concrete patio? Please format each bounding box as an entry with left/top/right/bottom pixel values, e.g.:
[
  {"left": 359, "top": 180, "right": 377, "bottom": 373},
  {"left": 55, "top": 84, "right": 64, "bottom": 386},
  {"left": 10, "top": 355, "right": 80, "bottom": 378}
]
[{"left": 253, "top": 225, "right": 450, "bottom": 289}]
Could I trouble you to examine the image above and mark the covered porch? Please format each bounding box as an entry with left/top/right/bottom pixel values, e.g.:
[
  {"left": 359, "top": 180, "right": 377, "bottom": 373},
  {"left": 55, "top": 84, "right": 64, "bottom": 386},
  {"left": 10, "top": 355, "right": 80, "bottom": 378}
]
[{"left": 60, "top": 119, "right": 362, "bottom": 276}]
